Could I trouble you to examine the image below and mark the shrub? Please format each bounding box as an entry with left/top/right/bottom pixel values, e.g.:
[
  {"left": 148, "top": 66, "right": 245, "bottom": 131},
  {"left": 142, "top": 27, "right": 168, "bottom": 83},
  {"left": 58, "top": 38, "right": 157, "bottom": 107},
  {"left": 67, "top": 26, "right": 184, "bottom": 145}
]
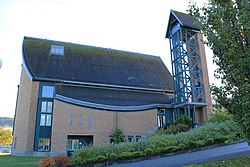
[
  {"left": 110, "top": 152, "right": 118, "bottom": 161},
  {"left": 133, "top": 151, "right": 145, "bottom": 158},
  {"left": 161, "top": 115, "right": 192, "bottom": 134},
  {"left": 206, "top": 138, "right": 214, "bottom": 145},
  {"left": 164, "top": 123, "right": 190, "bottom": 134},
  {"left": 175, "top": 115, "right": 192, "bottom": 127},
  {"left": 38, "top": 156, "right": 54, "bottom": 167},
  {"left": 145, "top": 148, "right": 153, "bottom": 156},
  {"left": 208, "top": 108, "right": 233, "bottom": 123},
  {"left": 118, "top": 152, "right": 134, "bottom": 160},
  {"left": 53, "top": 154, "right": 70, "bottom": 167},
  {"left": 70, "top": 120, "right": 243, "bottom": 166},
  {"left": 111, "top": 128, "right": 125, "bottom": 144},
  {"left": 178, "top": 143, "right": 186, "bottom": 150},
  {"left": 97, "top": 155, "right": 107, "bottom": 162}
]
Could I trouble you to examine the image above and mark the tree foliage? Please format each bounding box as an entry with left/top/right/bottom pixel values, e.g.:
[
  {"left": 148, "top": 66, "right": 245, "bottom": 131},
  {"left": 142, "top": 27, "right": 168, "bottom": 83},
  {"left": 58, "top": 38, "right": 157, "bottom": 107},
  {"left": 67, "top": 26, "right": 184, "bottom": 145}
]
[
  {"left": 0, "top": 126, "right": 12, "bottom": 145},
  {"left": 188, "top": 0, "right": 250, "bottom": 143},
  {"left": 111, "top": 128, "right": 125, "bottom": 144}
]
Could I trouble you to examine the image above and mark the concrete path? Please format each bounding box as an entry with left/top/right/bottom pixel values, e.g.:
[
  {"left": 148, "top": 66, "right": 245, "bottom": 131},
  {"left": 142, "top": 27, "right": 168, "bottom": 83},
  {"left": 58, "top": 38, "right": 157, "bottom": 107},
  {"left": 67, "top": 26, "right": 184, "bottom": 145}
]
[{"left": 109, "top": 141, "right": 250, "bottom": 167}]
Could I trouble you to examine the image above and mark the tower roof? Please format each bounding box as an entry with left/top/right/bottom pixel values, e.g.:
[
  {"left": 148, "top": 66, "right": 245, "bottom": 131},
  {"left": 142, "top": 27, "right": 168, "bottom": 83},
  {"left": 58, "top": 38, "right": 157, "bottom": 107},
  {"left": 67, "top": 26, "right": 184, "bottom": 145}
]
[{"left": 166, "top": 10, "right": 200, "bottom": 38}]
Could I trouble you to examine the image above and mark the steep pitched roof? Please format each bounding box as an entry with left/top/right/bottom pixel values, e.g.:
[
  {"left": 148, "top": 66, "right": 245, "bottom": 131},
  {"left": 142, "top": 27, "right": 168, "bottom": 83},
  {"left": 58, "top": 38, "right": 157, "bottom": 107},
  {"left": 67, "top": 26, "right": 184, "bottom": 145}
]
[
  {"left": 166, "top": 10, "right": 200, "bottom": 38},
  {"left": 23, "top": 37, "right": 173, "bottom": 91}
]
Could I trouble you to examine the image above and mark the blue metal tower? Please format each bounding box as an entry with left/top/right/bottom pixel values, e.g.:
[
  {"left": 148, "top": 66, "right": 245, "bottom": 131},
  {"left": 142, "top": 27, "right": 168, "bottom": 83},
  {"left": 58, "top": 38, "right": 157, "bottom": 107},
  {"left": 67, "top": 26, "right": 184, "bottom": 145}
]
[{"left": 166, "top": 10, "right": 207, "bottom": 124}]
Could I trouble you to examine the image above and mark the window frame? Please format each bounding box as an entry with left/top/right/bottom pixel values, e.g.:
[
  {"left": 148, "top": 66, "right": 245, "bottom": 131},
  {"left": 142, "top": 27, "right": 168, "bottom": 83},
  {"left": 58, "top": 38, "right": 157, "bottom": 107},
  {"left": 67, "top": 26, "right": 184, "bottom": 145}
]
[
  {"left": 50, "top": 45, "right": 64, "bottom": 55},
  {"left": 158, "top": 109, "right": 166, "bottom": 128},
  {"left": 135, "top": 136, "right": 142, "bottom": 142},
  {"left": 41, "top": 86, "right": 55, "bottom": 98},
  {"left": 38, "top": 138, "right": 50, "bottom": 152},
  {"left": 40, "top": 100, "right": 53, "bottom": 127},
  {"left": 127, "top": 136, "right": 134, "bottom": 142}
]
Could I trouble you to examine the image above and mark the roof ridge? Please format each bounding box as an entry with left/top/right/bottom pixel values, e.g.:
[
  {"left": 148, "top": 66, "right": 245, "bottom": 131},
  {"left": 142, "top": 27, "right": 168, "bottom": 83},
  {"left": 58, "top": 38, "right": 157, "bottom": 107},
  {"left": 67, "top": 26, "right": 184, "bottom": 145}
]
[{"left": 23, "top": 36, "right": 161, "bottom": 59}]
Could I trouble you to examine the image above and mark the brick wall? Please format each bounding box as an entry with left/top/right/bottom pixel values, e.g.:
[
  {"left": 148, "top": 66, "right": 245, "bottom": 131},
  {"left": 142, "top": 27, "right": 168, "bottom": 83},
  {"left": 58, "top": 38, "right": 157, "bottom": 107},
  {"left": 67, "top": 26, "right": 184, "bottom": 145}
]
[
  {"left": 12, "top": 66, "right": 39, "bottom": 152},
  {"left": 51, "top": 99, "right": 158, "bottom": 152},
  {"left": 197, "top": 33, "right": 212, "bottom": 120}
]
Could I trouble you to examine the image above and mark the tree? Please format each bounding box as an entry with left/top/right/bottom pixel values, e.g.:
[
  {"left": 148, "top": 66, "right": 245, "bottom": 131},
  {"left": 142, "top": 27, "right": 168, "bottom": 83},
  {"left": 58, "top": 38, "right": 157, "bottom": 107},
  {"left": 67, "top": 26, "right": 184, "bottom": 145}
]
[
  {"left": 111, "top": 128, "right": 125, "bottom": 144},
  {"left": 189, "top": 0, "right": 250, "bottom": 143},
  {"left": 0, "top": 126, "right": 12, "bottom": 145}
]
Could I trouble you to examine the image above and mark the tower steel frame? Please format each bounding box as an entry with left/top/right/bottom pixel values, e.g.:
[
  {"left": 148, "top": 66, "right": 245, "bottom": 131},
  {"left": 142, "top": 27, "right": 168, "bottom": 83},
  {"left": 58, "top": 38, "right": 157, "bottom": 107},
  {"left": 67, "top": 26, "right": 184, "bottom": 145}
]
[{"left": 168, "top": 16, "right": 206, "bottom": 124}]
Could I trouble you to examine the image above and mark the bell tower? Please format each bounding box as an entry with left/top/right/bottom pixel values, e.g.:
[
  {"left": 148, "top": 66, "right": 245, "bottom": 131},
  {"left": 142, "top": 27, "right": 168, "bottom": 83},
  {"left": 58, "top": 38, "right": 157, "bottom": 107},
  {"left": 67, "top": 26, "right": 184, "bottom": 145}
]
[{"left": 166, "top": 10, "right": 212, "bottom": 123}]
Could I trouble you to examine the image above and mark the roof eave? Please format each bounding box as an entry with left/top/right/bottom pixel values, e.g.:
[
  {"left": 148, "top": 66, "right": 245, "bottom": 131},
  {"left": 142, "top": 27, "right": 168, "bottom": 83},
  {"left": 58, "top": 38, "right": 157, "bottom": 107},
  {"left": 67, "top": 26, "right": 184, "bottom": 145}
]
[
  {"left": 33, "top": 77, "right": 174, "bottom": 93},
  {"left": 55, "top": 94, "right": 174, "bottom": 111}
]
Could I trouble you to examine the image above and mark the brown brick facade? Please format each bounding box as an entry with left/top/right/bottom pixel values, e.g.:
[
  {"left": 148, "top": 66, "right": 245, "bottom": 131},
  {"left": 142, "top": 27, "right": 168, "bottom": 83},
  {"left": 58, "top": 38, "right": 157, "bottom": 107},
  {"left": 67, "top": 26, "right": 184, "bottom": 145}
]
[
  {"left": 12, "top": 66, "right": 39, "bottom": 154},
  {"left": 51, "top": 99, "right": 158, "bottom": 153},
  {"left": 197, "top": 33, "right": 212, "bottom": 120}
]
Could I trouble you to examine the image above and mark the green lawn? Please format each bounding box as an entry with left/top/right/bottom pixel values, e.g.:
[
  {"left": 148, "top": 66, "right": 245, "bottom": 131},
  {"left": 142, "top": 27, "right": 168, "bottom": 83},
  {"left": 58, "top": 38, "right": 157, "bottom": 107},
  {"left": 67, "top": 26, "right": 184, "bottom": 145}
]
[
  {"left": 0, "top": 154, "right": 42, "bottom": 167},
  {"left": 186, "top": 155, "right": 250, "bottom": 167}
]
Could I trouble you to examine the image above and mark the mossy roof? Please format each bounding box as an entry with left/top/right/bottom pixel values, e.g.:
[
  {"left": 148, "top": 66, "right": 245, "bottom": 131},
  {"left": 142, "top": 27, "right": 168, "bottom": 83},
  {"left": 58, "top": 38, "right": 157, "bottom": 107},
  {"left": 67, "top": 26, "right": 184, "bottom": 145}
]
[{"left": 23, "top": 37, "right": 173, "bottom": 90}]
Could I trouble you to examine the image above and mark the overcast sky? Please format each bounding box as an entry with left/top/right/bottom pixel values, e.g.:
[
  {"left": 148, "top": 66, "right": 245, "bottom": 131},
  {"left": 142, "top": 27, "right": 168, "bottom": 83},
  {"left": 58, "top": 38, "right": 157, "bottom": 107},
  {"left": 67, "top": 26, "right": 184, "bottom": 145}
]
[{"left": 0, "top": 0, "right": 218, "bottom": 118}]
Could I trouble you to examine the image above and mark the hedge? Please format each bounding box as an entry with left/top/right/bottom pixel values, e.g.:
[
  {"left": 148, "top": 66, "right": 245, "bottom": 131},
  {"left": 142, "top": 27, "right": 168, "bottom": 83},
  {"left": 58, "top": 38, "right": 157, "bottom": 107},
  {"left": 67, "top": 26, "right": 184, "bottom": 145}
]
[{"left": 70, "top": 120, "right": 243, "bottom": 166}]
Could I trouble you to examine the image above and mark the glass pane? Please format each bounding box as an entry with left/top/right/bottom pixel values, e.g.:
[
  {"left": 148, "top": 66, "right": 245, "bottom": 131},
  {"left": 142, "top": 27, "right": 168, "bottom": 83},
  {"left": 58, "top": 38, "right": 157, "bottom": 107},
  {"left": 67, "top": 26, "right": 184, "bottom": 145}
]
[
  {"left": 47, "top": 102, "right": 53, "bottom": 113},
  {"left": 128, "top": 136, "right": 133, "bottom": 142},
  {"left": 67, "top": 139, "right": 73, "bottom": 150},
  {"left": 157, "top": 116, "right": 161, "bottom": 127},
  {"left": 40, "top": 114, "right": 46, "bottom": 126},
  {"left": 41, "top": 101, "right": 47, "bottom": 113},
  {"left": 136, "top": 136, "right": 141, "bottom": 142},
  {"left": 163, "top": 116, "right": 166, "bottom": 127},
  {"left": 38, "top": 138, "right": 44, "bottom": 151},
  {"left": 46, "top": 115, "right": 51, "bottom": 126},
  {"left": 73, "top": 140, "right": 78, "bottom": 150},
  {"left": 42, "top": 86, "right": 54, "bottom": 98},
  {"left": 44, "top": 138, "right": 50, "bottom": 151}
]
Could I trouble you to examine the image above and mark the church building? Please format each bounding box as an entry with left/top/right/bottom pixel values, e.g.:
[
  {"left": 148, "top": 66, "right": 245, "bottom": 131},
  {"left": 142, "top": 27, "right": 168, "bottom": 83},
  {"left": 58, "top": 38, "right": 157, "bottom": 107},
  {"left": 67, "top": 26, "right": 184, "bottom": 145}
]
[{"left": 12, "top": 10, "right": 211, "bottom": 156}]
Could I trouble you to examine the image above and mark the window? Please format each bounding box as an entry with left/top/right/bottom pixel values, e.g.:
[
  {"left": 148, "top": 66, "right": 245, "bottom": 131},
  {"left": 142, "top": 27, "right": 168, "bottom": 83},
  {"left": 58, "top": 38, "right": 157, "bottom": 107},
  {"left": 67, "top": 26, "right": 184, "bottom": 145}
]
[
  {"left": 67, "top": 137, "right": 91, "bottom": 150},
  {"left": 38, "top": 138, "right": 50, "bottom": 151},
  {"left": 67, "top": 139, "right": 79, "bottom": 150},
  {"left": 40, "top": 114, "right": 51, "bottom": 126},
  {"left": 109, "top": 136, "right": 115, "bottom": 144},
  {"left": 42, "top": 86, "right": 54, "bottom": 98},
  {"left": 158, "top": 115, "right": 166, "bottom": 128},
  {"left": 40, "top": 114, "right": 46, "bottom": 126},
  {"left": 40, "top": 101, "right": 53, "bottom": 126},
  {"left": 41, "top": 101, "right": 53, "bottom": 113},
  {"left": 50, "top": 45, "right": 64, "bottom": 55},
  {"left": 158, "top": 109, "right": 166, "bottom": 128},
  {"left": 127, "top": 136, "right": 133, "bottom": 142},
  {"left": 135, "top": 136, "right": 142, "bottom": 142},
  {"left": 120, "top": 136, "right": 125, "bottom": 142}
]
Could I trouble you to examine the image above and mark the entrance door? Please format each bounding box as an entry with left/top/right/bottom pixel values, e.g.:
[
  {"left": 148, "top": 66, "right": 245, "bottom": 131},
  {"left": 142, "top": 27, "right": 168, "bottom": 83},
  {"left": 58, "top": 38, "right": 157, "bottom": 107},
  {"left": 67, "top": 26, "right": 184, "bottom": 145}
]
[{"left": 67, "top": 135, "right": 93, "bottom": 157}]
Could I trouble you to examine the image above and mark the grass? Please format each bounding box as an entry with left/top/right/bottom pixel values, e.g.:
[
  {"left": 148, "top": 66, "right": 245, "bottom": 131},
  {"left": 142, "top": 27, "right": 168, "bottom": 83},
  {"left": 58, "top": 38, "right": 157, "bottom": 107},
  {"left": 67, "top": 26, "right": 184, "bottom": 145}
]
[
  {"left": 0, "top": 154, "right": 42, "bottom": 167},
  {"left": 186, "top": 155, "right": 250, "bottom": 167}
]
